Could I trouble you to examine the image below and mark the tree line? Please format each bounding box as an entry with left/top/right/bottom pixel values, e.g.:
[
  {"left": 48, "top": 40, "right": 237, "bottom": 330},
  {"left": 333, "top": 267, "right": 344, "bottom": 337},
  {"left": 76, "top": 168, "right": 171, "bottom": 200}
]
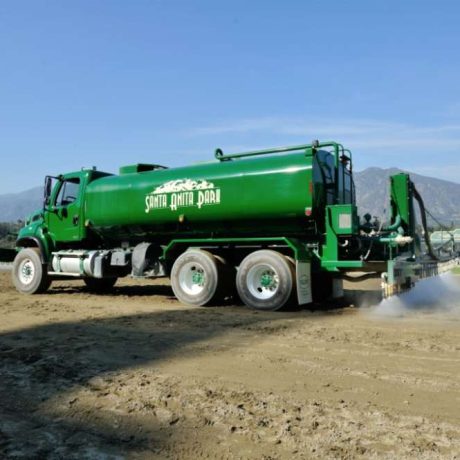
[{"left": 0, "top": 221, "right": 23, "bottom": 248}]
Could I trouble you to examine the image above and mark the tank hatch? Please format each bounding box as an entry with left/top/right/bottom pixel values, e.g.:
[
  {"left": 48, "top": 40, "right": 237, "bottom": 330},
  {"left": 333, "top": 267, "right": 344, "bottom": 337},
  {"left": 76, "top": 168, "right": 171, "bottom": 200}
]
[{"left": 119, "top": 164, "right": 168, "bottom": 174}]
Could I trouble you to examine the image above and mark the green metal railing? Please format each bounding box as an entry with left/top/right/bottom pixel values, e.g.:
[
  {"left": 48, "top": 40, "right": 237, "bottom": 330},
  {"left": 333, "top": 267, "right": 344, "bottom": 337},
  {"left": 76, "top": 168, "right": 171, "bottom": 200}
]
[
  {"left": 215, "top": 140, "right": 345, "bottom": 161},
  {"left": 214, "top": 140, "right": 355, "bottom": 206}
]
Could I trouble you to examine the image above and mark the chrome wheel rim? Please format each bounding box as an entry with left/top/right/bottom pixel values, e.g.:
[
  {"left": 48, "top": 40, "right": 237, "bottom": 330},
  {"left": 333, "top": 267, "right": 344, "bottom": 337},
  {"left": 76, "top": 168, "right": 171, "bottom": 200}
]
[
  {"left": 247, "top": 264, "right": 279, "bottom": 300},
  {"left": 18, "top": 258, "right": 35, "bottom": 285},
  {"left": 179, "top": 262, "right": 206, "bottom": 296}
]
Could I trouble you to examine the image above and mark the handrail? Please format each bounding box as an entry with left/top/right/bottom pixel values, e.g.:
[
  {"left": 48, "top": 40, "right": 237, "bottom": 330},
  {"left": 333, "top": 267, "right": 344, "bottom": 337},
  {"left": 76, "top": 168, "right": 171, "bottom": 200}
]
[{"left": 214, "top": 140, "right": 343, "bottom": 161}]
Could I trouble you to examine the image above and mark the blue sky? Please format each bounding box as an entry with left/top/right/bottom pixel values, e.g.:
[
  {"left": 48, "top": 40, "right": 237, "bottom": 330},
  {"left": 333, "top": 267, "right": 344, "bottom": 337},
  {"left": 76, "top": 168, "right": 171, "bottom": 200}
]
[{"left": 1, "top": 0, "right": 460, "bottom": 194}]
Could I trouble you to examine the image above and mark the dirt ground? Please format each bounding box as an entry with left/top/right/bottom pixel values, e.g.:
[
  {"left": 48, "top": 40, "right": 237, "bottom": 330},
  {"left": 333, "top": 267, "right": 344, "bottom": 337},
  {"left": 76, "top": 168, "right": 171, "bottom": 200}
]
[{"left": 0, "top": 270, "right": 459, "bottom": 459}]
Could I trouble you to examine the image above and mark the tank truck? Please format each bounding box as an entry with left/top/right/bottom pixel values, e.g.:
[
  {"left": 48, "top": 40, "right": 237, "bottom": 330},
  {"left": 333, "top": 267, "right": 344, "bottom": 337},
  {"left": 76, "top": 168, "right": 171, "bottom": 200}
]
[{"left": 12, "top": 141, "right": 458, "bottom": 310}]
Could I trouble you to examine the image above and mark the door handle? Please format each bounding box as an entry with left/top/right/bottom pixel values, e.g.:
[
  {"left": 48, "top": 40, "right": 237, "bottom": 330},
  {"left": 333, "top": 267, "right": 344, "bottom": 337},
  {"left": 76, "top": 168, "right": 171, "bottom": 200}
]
[{"left": 72, "top": 215, "right": 79, "bottom": 225}]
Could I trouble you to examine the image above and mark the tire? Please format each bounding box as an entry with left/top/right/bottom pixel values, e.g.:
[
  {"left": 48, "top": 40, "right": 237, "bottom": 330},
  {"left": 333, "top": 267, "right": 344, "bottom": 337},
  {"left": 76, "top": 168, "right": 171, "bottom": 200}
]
[
  {"left": 171, "top": 250, "right": 227, "bottom": 306},
  {"left": 84, "top": 277, "right": 118, "bottom": 292},
  {"left": 236, "top": 250, "right": 296, "bottom": 311},
  {"left": 12, "top": 248, "right": 51, "bottom": 294}
]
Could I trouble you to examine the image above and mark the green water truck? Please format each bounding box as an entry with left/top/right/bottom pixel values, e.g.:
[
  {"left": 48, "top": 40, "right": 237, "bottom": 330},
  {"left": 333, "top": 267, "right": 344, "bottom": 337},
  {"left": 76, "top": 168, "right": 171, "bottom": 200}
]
[{"left": 12, "top": 141, "right": 452, "bottom": 310}]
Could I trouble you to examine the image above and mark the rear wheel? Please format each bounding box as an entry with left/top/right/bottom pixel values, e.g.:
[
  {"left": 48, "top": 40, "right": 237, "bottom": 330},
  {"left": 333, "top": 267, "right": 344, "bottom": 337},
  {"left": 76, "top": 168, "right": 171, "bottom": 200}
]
[
  {"left": 12, "top": 248, "right": 51, "bottom": 294},
  {"left": 84, "top": 277, "right": 118, "bottom": 292},
  {"left": 171, "top": 250, "right": 229, "bottom": 306},
  {"left": 236, "top": 250, "right": 295, "bottom": 311}
]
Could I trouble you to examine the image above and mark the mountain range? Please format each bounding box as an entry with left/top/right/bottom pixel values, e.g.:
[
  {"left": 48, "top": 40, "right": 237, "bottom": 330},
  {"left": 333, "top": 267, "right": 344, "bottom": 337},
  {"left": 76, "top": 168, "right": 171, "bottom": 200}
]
[
  {"left": 0, "top": 168, "right": 459, "bottom": 226},
  {"left": 0, "top": 187, "right": 43, "bottom": 222},
  {"left": 353, "top": 168, "right": 460, "bottom": 227}
]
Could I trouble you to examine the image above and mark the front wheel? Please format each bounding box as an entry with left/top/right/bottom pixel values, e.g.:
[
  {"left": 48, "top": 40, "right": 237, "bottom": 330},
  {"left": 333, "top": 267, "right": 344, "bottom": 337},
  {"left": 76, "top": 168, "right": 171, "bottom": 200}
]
[
  {"left": 236, "top": 250, "right": 295, "bottom": 311},
  {"left": 12, "top": 248, "right": 51, "bottom": 294}
]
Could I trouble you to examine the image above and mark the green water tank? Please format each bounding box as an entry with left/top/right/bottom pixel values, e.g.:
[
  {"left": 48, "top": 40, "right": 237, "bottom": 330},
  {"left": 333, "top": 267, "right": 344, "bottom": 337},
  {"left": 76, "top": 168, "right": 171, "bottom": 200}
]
[{"left": 84, "top": 149, "right": 334, "bottom": 242}]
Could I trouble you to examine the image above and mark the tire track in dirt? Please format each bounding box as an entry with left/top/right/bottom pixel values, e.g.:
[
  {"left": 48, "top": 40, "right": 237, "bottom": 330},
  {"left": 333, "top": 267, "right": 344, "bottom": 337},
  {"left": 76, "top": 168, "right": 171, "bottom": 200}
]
[{"left": 0, "top": 272, "right": 459, "bottom": 458}]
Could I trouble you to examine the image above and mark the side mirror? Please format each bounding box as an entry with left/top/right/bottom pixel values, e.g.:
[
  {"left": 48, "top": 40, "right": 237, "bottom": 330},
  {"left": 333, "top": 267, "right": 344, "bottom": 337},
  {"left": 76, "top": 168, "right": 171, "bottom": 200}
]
[{"left": 44, "top": 176, "right": 53, "bottom": 207}]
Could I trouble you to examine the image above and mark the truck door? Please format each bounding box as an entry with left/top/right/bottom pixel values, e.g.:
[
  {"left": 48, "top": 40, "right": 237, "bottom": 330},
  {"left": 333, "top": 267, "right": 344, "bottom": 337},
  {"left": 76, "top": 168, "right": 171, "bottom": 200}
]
[{"left": 47, "top": 176, "right": 83, "bottom": 242}]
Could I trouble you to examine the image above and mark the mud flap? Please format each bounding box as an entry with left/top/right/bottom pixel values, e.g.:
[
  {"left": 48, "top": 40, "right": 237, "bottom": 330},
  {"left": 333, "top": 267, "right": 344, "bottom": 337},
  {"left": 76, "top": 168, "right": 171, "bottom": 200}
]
[{"left": 296, "top": 260, "right": 312, "bottom": 305}]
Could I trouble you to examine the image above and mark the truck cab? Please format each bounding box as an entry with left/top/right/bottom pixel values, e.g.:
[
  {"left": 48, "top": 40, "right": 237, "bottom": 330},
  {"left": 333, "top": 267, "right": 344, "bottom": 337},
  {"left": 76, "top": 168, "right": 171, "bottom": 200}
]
[
  {"left": 17, "top": 169, "right": 112, "bottom": 260},
  {"left": 45, "top": 173, "right": 85, "bottom": 243}
]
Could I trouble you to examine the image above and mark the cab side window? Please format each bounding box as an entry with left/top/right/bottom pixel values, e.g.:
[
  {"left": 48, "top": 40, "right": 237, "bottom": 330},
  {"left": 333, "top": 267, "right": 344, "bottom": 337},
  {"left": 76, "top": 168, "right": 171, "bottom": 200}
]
[{"left": 55, "top": 178, "right": 80, "bottom": 207}]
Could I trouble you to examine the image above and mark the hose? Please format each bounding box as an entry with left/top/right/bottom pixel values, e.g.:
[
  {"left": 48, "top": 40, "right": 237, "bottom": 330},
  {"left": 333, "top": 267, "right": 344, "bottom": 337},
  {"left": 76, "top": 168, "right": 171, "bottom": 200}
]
[
  {"left": 383, "top": 214, "right": 402, "bottom": 232},
  {"left": 412, "top": 186, "right": 438, "bottom": 260}
]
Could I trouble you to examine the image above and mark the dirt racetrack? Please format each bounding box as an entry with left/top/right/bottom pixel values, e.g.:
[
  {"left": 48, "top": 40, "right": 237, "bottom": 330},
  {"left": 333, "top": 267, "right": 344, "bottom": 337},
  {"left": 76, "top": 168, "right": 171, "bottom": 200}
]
[{"left": 0, "top": 270, "right": 459, "bottom": 459}]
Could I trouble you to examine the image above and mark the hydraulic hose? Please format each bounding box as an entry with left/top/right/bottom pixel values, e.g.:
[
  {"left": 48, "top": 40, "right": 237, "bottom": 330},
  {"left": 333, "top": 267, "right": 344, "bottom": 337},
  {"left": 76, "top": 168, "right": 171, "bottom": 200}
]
[
  {"left": 412, "top": 186, "right": 438, "bottom": 260},
  {"left": 383, "top": 214, "right": 402, "bottom": 232}
]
